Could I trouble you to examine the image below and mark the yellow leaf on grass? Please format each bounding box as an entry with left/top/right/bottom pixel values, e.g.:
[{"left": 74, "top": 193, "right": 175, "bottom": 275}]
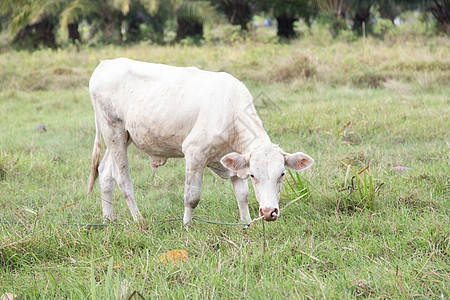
[{"left": 159, "top": 250, "right": 188, "bottom": 263}]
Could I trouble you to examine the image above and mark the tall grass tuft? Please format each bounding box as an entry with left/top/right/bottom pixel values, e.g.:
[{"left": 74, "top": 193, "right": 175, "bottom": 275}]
[
  {"left": 0, "top": 150, "right": 17, "bottom": 180},
  {"left": 90, "top": 257, "right": 97, "bottom": 300},
  {"left": 339, "top": 163, "right": 383, "bottom": 211},
  {"left": 89, "top": 256, "right": 126, "bottom": 299},
  {"left": 269, "top": 52, "right": 317, "bottom": 82},
  {"left": 283, "top": 169, "right": 310, "bottom": 211}
]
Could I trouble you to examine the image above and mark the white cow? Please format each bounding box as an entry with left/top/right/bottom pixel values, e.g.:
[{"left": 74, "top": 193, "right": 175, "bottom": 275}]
[{"left": 87, "top": 58, "right": 314, "bottom": 224}]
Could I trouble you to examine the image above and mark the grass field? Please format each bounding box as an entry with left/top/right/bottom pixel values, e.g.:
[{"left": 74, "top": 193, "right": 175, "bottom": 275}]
[{"left": 0, "top": 34, "right": 449, "bottom": 298}]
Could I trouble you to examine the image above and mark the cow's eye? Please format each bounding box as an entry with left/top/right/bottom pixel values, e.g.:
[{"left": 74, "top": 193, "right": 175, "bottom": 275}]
[{"left": 281, "top": 172, "right": 285, "bottom": 177}]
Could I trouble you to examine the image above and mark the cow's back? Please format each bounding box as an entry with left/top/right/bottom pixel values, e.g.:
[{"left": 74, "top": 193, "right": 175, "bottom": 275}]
[{"left": 89, "top": 58, "right": 252, "bottom": 159}]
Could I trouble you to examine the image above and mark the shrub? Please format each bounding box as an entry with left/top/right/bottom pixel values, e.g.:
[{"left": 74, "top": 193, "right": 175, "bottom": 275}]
[
  {"left": 268, "top": 52, "right": 317, "bottom": 82},
  {"left": 336, "top": 29, "right": 358, "bottom": 42},
  {"left": 316, "top": 12, "right": 350, "bottom": 38},
  {"left": 373, "top": 18, "right": 397, "bottom": 38},
  {"left": 204, "top": 24, "right": 249, "bottom": 45},
  {"left": 352, "top": 68, "right": 387, "bottom": 88}
]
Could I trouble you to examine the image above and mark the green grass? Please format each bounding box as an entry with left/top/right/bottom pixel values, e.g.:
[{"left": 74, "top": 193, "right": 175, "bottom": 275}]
[{"left": 0, "top": 35, "right": 449, "bottom": 299}]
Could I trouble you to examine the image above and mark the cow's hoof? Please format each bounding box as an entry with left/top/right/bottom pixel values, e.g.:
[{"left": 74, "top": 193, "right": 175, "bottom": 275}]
[
  {"left": 182, "top": 219, "right": 193, "bottom": 230},
  {"left": 137, "top": 218, "right": 149, "bottom": 231}
]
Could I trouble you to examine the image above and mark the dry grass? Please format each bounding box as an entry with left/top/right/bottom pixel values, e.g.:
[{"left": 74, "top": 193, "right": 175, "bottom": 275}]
[
  {"left": 1, "top": 36, "right": 449, "bottom": 92},
  {"left": 267, "top": 52, "right": 317, "bottom": 82}
]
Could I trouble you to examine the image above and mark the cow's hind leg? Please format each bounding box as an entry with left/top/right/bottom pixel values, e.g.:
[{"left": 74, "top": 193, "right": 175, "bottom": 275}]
[
  {"left": 183, "top": 150, "right": 205, "bottom": 225},
  {"left": 231, "top": 176, "right": 251, "bottom": 223},
  {"left": 98, "top": 149, "right": 115, "bottom": 219},
  {"left": 102, "top": 126, "right": 143, "bottom": 222}
]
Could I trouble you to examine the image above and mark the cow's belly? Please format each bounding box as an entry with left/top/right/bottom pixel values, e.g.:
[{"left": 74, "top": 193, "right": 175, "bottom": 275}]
[
  {"left": 127, "top": 122, "right": 185, "bottom": 158},
  {"left": 123, "top": 92, "right": 201, "bottom": 158}
]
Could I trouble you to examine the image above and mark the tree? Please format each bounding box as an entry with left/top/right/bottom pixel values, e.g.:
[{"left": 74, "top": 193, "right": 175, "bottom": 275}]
[
  {"left": 216, "top": 0, "right": 253, "bottom": 30},
  {"left": 145, "top": 4, "right": 173, "bottom": 42},
  {"left": 352, "top": 0, "right": 449, "bottom": 35},
  {"left": 261, "top": 0, "right": 318, "bottom": 39},
  {"left": 353, "top": 0, "right": 423, "bottom": 29},
  {"left": 67, "top": 21, "right": 81, "bottom": 43},
  {"left": 428, "top": 0, "right": 450, "bottom": 34},
  {"left": 377, "top": 0, "right": 408, "bottom": 22},
  {"left": 172, "top": 0, "right": 217, "bottom": 40},
  {"left": 350, "top": 0, "right": 374, "bottom": 31},
  {"left": 176, "top": 17, "right": 204, "bottom": 39},
  {"left": 0, "top": 0, "right": 60, "bottom": 48},
  {"left": 122, "top": 1, "right": 155, "bottom": 42},
  {"left": 61, "top": 0, "right": 127, "bottom": 43},
  {"left": 276, "top": 14, "right": 297, "bottom": 38},
  {"left": 314, "top": 0, "right": 353, "bottom": 37},
  {"left": 60, "top": 0, "right": 158, "bottom": 44},
  {"left": 314, "top": 0, "right": 351, "bottom": 19},
  {"left": 0, "top": 0, "right": 160, "bottom": 47},
  {"left": 15, "top": 17, "right": 58, "bottom": 48}
]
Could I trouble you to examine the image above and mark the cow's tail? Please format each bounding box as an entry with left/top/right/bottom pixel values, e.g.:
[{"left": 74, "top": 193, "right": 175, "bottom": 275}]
[{"left": 87, "top": 115, "right": 101, "bottom": 194}]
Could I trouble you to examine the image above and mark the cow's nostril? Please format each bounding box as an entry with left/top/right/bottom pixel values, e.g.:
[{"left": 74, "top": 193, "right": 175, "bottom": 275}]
[
  {"left": 270, "top": 208, "right": 279, "bottom": 218},
  {"left": 261, "top": 207, "right": 279, "bottom": 221}
]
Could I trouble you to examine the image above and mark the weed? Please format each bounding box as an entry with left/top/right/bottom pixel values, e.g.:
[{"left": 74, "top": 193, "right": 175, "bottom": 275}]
[
  {"left": 269, "top": 52, "right": 317, "bottom": 82},
  {"left": 414, "top": 71, "right": 440, "bottom": 90},
  {"left": 0, "top": 150, "right": 17, "bottom": 180},
  {"left": 338, "top": 163, "right": 383, "bottom": 211},
  {"left": 325, "top": 120, "right": 360, "bottom": 144}
]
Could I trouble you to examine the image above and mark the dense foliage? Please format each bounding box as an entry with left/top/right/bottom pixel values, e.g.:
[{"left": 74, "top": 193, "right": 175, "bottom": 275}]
[{"left": 0, "top": 0, "right": 448, "bottom": 49}]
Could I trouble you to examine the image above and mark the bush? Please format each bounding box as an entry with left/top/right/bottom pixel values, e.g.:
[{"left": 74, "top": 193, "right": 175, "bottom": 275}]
[
  {"left": 336, "top": 29, "right": 358, "bottom": 42},
  {"left": 308, "top": 24, "right": 333, "bottom": 46},
  {"left": 204, "top": 24, "right": 249, "bottom": 45},
  {"left": 373, "top": 18, "right": 397, "bottom": 38},
  {"left": 316, "top": 12, "right": 350, "bottom": 38}
]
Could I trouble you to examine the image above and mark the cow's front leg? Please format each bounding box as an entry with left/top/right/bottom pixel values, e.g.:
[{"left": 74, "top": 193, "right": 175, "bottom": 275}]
[
  {"left": 231, "top": 176, "right": 251, "bottom": 223},
  {"left": 183, "top": 155, "right": 205, "bottom": 225}
]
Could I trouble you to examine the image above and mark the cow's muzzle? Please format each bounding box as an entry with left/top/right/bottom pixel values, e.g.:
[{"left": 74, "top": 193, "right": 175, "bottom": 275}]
[{"left": 259, "top": 207, "right": 279, "bottom": 221}]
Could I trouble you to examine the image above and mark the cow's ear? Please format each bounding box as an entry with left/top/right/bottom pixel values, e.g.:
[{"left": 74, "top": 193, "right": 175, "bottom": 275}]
[
  {"left": 284, "top": 152, "right": 314, "bottom": 171},
  {"left": 221, "top": 152, "right": 250, "bottom": 172}
]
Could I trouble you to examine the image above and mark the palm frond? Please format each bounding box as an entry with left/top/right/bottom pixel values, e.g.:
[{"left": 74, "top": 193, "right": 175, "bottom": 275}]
[
  {"left": 4, "top": 0, "right": 65, "bottom": 36},
  {"left": 140, "top": 0, "right": 160, "bottom": 15},
  {"left": 113, "top": 0, "right": 131, "bottom": 15},
  {"left": 26, "top": 0, "right": 62, "bottom": 23},
  {"left": 176, "top": 0, "right": 218, "bottom": 23},
  {"left": 314, "top": 0, "right": 355, "bottom": 15},
  {"left": 60, "top": 0, "right": 100, "bottom": 29},
  {"left": 6, "top": 0, "right": 34, "bottom": 36}
]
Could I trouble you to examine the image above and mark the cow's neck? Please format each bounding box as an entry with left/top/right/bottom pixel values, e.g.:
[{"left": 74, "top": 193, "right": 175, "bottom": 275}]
[{"left": 233, "top": 106, "right": 271, "bottom": 154}]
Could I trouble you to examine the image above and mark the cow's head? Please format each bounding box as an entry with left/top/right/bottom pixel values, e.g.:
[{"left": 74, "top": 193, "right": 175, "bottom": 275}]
[{"left": 221, "top": 143, "right": 314, "bottom": 221}]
